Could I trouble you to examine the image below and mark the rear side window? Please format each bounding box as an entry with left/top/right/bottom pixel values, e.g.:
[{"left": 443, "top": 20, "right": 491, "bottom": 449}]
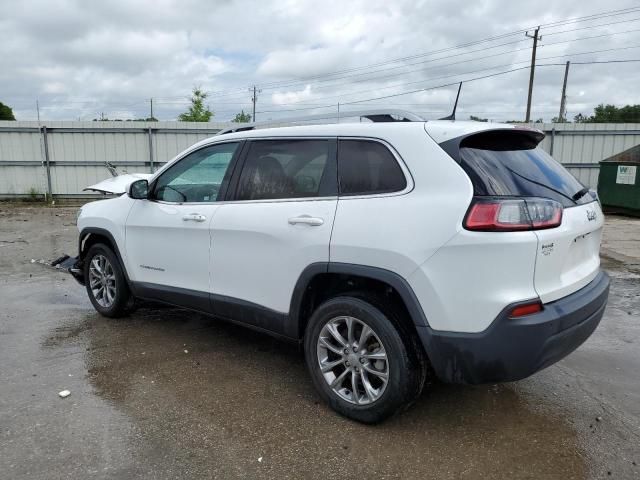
[
  {"left": 236, "top": 139, "right": 331, "bottom": 200},
  {"left": 338, "top": 140, "right": 407, "bottom": 196},
  {"left": 457, "top": 131, "right": 591, "bottom": 207}
]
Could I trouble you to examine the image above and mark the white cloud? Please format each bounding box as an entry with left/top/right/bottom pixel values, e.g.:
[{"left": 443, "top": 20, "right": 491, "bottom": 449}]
[
  {"left": 0, "top": 0, "right": 638, "bottom": 122},
  {"left": 271, "top": 85, "right": 314, "bottom": 105}
]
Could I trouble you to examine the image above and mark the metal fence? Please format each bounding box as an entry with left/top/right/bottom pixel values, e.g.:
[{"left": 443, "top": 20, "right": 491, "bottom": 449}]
[
  {"left": 1, "top": 120, "right": 639, "bottom": 198},
  {"left": 533, "top": 122, "right": 640, "bottom": 188},
  {"left": 0, "top": 121, "right": 229, "bottom": 199}
]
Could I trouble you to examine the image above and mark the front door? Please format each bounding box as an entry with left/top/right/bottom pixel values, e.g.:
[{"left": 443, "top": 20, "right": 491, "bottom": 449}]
[{"left": 125, "top": 141, "right": 241, "bottom": 305}]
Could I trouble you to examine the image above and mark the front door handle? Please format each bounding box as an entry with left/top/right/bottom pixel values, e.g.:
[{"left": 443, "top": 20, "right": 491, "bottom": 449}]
[
  {"left": 182, "top": 213, "right": 207, "bottom": 222},
  {"left": 288, "top": 215, "right": 324, "bottom": 226}
]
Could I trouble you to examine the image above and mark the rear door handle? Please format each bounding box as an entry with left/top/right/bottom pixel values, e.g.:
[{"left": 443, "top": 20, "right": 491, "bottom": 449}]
[
  {"left": 288, "top": 215, "right": 324, "bottom": 226},
  {"left": 182, "top": 213, "right": 207, "bottom": 222}
]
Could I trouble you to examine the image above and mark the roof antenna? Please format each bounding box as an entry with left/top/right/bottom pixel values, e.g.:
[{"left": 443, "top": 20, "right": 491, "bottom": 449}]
[{"left": 439, "top": 82, "right": 462, "bottom": 120}]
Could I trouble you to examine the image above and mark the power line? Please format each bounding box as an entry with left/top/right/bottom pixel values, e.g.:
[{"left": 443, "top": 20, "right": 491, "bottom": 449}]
[
  {"left": 254, "top": 19, "right": 640, "bottom": 94},
  {"left": 255, "top": 45, "right": 640, "bottom": 110},
  {"left": 158, "top": 5, "right": 640, "bottom": 101},
  {"left": 255, "top": 59, "right": 640, "bottom": 115},
  {"left": 205, "top": 25, "right": 640, "bottom": 106},
  {"left": 543, "top": 16, "right": 640, "bottom": 36},
  {"left": 252, "top": 6, "right": 640, "bottom": 91}
]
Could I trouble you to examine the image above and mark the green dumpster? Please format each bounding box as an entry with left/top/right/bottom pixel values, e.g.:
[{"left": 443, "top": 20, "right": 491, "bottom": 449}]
[{"left": 597, "top": 144, "right": 640, "bottom": 215}]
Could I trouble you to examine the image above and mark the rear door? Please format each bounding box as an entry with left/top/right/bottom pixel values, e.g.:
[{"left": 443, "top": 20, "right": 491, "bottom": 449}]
[
  {"left": 455, "top": 129, "right": 603, "bottom": 303},
  {"left": 209, "top": 138, "right": 337, "bottom": 334}
]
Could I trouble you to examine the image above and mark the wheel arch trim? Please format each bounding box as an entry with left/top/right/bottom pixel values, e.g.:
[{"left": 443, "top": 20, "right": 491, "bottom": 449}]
[
  {"left": 289, "top": 262, "right": 431, "bottom": 338},
  {"left": 79, "top": 227, "right": 133, "bottom": 286}
]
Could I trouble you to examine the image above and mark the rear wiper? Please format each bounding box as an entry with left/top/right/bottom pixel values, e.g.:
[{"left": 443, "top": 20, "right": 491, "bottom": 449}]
[
  {"left": 503, "top": 166, "right": 576, "bottom": 203},
  {"left": 572, "top": 187, "right": 589, "bottom": 201}
]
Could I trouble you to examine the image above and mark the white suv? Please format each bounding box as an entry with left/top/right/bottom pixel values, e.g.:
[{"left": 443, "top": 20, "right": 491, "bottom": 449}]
[{"left": 73, "top": 112, "right": 610, "bottom": 423}]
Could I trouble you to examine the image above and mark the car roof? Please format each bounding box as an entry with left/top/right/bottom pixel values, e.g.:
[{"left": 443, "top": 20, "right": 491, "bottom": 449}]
[
  {"left": 169, "top": 120, "right": 544, "bottom": 170},
  {"left": 206, "top": 120, "right": 537, "bottom": 143}
]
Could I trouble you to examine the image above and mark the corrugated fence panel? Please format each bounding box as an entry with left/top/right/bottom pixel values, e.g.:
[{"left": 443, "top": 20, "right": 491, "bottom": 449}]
[
  {"left": 526, "top": 123, "right": 640, "bottom": 188},
  {"left": 0, "top": 121, "right": 226, "bottom": 196},
  {"left": 0, "top": 123, "right": 47, "bottom": 195},
  {"left": 1, "top": 121, "right": 639, "bottom": 196}
]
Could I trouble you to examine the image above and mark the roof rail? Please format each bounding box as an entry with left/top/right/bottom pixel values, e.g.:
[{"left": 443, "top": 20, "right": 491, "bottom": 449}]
[{"left": 216, "top": 109, "right": 425, "bottom": 135}]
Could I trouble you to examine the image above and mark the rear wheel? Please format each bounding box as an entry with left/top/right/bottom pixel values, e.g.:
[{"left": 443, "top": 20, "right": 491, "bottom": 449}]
[
  {"left": 84, "top": 243, "right": 132, "bottom": 318},
  {"left": 304, "top": 296, "right": 425, "bottom": 423}
]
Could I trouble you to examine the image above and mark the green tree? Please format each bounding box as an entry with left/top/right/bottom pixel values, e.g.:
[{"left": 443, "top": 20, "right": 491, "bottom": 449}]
[
  {"left": 469, "top": 115, "right": 488, "bottom": 122},
  {"left": 573, "top": 113, "right": 587, "bottom": 123},
  {"left": 0, "top": 101, "right": 16, "bottom": 120},
  {"left": 232, "top": 110, "right": 252, "bottom": 123},
  {"left": 575, "top": 104, "right": 640, "bottom": 123},
  {"left": 178, "top": 87, "right": 214, "bottom": 122}
]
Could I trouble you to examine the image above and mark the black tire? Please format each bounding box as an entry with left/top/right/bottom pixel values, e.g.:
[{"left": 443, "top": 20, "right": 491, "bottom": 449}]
[
  {"left": 304, "top": 296, "right": 426, "bottom": 424},
  {"left": 84, "top": 243, "right": 132, "bottom": 318}
]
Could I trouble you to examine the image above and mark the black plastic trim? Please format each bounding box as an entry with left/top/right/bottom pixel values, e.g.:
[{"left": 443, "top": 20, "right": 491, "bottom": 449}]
[
  {"left": 419, "top": 271, "right": 610, "bottom": 384},
  {"left": 211, "top": 293, "right": 288, "bottom": 336},
  {"left": 438, "top": 128, "right": 545, "bottom": 164},
  {"left": 287, "top": 262, "right": 431, "bottom": 337},
  {"left": 78, "top": 227, "right": 132, "bottom": 285},
  {"left": 129, "top": 281, "right": 296, "bottom": 342},
  {"left": 125, "top": 262, "right": 430, "bottom": 342},
  {"left": 133, "top": 281, "right": 211, "bottom": 312},
  {"left": 288, "top": 262, "right": 330, "bottom": 337},
  {"left": 327, "top": 263, "right": 430, "bottom": 328}
]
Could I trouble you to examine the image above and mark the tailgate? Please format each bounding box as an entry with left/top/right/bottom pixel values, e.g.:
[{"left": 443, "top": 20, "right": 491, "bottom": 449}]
[{"left": 533, "top": 201, "right": 603, "bottom": 303}]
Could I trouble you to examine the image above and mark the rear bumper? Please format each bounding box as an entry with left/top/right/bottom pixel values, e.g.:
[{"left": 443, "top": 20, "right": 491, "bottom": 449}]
[{"left": 418, "top": 270, "right": 610, "bottom": 384}]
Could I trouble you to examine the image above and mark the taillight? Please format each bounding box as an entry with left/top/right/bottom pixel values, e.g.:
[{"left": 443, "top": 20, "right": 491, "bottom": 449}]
[{"left": 464, "top": 197, "right": 562, "bottom": 232}]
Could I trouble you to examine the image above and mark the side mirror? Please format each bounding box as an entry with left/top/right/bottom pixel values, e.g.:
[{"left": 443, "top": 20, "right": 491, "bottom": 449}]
[{"left": 129, "top": 179, "right": 149, "bottom": 199}]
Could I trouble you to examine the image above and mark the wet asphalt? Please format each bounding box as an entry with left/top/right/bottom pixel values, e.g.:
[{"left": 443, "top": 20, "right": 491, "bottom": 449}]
[{"left": 0, "top": 204, "right": 638, "bottom": 479}]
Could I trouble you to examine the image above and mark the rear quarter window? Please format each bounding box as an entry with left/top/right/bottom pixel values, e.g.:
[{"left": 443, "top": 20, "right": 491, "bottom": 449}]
[{"left": 338, "top": 140, "right": 406, "bottom": 196}]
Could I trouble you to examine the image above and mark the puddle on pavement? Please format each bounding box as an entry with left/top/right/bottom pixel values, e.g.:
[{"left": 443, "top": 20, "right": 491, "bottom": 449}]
[{"left": 43, "top": 306, "right": 589, "bottom": 479}]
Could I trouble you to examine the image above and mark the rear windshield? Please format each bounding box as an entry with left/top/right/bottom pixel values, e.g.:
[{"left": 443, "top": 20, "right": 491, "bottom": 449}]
[{"left": 458, "top": 130, "right": 593, "bottom": 207}]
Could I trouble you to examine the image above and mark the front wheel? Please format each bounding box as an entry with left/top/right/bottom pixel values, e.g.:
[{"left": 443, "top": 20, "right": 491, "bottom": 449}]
[
  {"left": 304, "top": 296, "right": 425, "bottom": 423},
  {"left": 84, "top": 243, "right": 132, "bottom": 318}
]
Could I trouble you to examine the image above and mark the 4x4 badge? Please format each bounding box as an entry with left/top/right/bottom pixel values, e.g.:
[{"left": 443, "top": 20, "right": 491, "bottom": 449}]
[{"left": 586, "top": 210, "right": 597, "bottom": 222}]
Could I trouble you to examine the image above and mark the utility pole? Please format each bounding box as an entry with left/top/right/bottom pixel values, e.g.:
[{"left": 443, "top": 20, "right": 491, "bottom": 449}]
[
  {"left": 150, "top": 98, "right": 154, "bottom": 120},
  {"left": 250, "top": 86, "right": 261, "bottom": 122},
  {"left": 525, "top": 27, "right": 542, "bottom": 123},
  {"left": 36, "top": 99, "right": 41, "bottom": 123},
  {"left": 558, "top": 61, "right": 570, "bottom": 123}
]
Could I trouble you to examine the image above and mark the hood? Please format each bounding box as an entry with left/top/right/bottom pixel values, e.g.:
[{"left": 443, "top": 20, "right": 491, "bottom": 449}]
[{"left": 83, "top": 173, "right": 153, "bottom": 194}]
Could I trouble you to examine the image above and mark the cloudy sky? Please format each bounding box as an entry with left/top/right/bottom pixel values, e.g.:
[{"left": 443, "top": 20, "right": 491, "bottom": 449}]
[{"left": 1, "top": 0, "right": 639, "bottom": 122}]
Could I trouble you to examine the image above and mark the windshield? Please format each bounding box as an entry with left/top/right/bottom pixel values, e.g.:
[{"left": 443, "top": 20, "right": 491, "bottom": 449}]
[{"left": 458, "top": 131, "right": 594, "bottom": 207}]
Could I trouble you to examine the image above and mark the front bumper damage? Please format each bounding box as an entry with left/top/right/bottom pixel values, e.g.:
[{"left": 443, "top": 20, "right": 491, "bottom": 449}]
[{"left": 50, "top": 255, "right": 84, "bottom": 285}]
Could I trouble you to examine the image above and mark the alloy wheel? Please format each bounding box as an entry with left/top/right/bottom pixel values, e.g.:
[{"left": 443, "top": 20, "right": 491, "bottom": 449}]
[
  {"left": 89, "top": 254, "right": 116, "bottom": 308},
  {"left": 316, "top": 316, "right": 389, "bottom": 405}
]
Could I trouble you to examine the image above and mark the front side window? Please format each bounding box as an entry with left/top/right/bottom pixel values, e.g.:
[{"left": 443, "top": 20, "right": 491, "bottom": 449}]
[
  {"left": 153, "top": 142, "right": 239, "bottom": 203},
  {"left": 236, "top": 140, "right": 331, "bottom": 200},
  {"left": 338, "top": 140, "right": 407, "bottom": 196}
]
